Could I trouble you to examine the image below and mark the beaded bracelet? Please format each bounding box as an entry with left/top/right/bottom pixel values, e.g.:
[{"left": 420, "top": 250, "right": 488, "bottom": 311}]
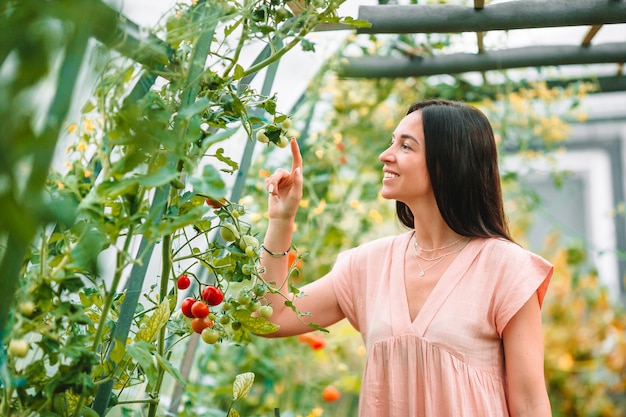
[{"left": 261, "top": 244, "right": 290, "bottom": 258}]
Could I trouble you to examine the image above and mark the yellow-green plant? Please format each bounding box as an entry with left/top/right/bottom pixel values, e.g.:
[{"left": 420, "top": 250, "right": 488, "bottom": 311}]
[{"left": 1, "top": 1, "right": 369, "bottom": 416}]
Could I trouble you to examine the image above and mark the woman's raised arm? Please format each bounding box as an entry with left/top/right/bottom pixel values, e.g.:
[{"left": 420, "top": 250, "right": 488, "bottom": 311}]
[{"left": 258, "top": 139, "right": 344, "bottom": 337}]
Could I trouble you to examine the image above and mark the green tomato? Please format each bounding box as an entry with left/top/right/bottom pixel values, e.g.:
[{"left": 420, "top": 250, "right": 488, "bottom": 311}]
[
  {"left": 8, "top": 339, "right": 29, "bottom": 358},
  {"left": 19, "top": 301, "right": 36, "bottom": 317},
  {"left": 239, "top": 235, "right": 260, "bottom": 251},
  {"left": 245, "top": 246, "right": 257, "bottom": 258},
  {"left": 253, "top": 284, "right": 267, "bottom": 297},
  {"left": 248, "top": 300, "right": 261, "bottom": 312},
  {"left": 276, "top": 135, "right": 289, "bottom": 148},
  {"left": 237, "top": 291, "right": 252, "bottom": 306},
  {"left": 219, "top": 223, "right": 240, "bottom": 242},
  {"left": 280, "top": 117, "right": 292, "bottom": 130},
  {"left": 259, "top": 305, "right": 273, "bottom": 318},
  {"left": 201, "top": 328, "right": 220, "bottom": 344},
  {"left": 256, "top": 129, "right": 269, "bottom": 143},
  {"left": 218, "top": 314, "right": 231, "bottom": 325}
]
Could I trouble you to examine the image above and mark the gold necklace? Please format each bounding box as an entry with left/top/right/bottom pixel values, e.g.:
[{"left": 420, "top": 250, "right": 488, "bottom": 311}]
[
  {"left": 413, "top": 237, "right": 470, "bottom": 277},
  {"left": 414, "top": 236, "right": 464, "bottom": 253}
]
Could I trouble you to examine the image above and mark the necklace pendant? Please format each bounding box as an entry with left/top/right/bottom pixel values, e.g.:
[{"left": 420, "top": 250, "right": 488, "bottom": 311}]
[{"left": 419, "top": 271, "right": 425, "bottom": 277}]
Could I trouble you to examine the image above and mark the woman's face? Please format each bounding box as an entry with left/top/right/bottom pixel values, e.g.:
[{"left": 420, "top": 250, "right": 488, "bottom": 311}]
[{"left": 378, "top": 110, "right": 433, "bottom": 205}]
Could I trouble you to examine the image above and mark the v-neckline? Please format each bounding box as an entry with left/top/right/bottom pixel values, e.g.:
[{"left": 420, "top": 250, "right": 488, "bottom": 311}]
[{"left": 397, "top": 233, "right": 486, "bottom": 336}]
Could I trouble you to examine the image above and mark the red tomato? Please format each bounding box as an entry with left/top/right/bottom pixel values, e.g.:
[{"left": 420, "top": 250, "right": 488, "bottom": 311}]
[
  {"left": 177, "top": 274, "right": 191, "bottom": 290},
  {"left": 205, "top": 198, "right": 225, "bottom": 208},
  {"left": 298, "top": 332, "right": 326, "bottom": 350},
  {"left": 191, "top": 316, "right": 213, "bottom": 334},
  {"left": 191, "top": 300, "right": 209, "bottom": 318},
  {"left": 322, "top": 385, "right": 341, "bottom": 402},
  {"left": 201, "top": 285, "right": 224, "bottom": 306},
  {"left": 288, "top": 250, "right": 303, "bottom": 270},
  {"left": 181, "top": 297, "right": 196, "bottom": 318}
]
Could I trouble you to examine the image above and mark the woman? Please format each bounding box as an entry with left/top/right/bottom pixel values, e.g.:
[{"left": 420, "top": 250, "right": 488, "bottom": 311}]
[{"left": 259, "top": 99, "right": 553, "bottom": 417}]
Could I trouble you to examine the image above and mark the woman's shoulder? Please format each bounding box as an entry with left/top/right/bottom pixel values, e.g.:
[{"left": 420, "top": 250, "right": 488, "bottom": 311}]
[
  {"left": 480, "top": 237, "right": 552, "bottom": 266},
  {"left": 339, "top": 230, "right": 412, "bottom": 261}
]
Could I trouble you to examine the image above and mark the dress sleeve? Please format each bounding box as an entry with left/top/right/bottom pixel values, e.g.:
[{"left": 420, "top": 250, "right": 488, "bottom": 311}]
[{"left": 494, "top": 244, "right": 554, "bottom": 336}]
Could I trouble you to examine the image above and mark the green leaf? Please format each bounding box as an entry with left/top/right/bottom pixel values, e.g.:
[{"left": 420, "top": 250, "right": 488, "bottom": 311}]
[
  {"left": 178, "top": 97, "right": 210, "bottom": 120},
  {"left": 300, "top": 39, "right": 315, "bottom": 52},
  {"left": 154, "top": 352, "right": 186, "bottom": 385},
  {"left": 233, "top": 64, "right": 245, "bottom": 80},
  {"left": 110, "top": 339, "right": 126, "bottom": 364},
  {"left": 189, "top": 165, "right": 226, "bottom": 197},
  {"left": 231, "top": 309, "right": 279, "bottom": 335},
  {"left": 202, "top": 127, "right": 239, "bottom": 148},
  {"left": 213, "top": 148, "right": 238, "bottom": 173},
  {"left": 232, "top": 372, "right": 255, "bottom": 401},
  {"left": 139, "top": 165, "right": 180, "bottom": 187},
  {"left": 135, "top": 301, "right": 171, "bottom": 343},
  {"left": 96, "top": 177, "right": 140, "bottom": 198},
  {"left": 126, "top": 342, "right": 158, "bottom": 389}
]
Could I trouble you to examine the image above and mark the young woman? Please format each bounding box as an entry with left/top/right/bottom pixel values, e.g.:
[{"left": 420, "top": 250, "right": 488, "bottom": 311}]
[{"left": 259, "top": 99, "right": 553, "bottom": 417}]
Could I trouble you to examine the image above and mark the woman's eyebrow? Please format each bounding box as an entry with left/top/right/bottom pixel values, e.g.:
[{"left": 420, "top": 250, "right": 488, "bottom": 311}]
[{"left": 393, "top": 133, "right": 419, "bottom": 143}]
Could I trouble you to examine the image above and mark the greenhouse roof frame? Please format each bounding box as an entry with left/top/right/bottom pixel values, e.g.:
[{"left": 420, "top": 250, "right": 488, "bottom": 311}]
[{"left": 327, "top": 0, "right": 626, "bottom": 91}]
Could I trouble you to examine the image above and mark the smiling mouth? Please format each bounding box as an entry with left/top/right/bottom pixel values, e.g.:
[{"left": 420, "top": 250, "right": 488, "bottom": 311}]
[{"left": 383, "top": 172, "right": 399, "bottom": 179}]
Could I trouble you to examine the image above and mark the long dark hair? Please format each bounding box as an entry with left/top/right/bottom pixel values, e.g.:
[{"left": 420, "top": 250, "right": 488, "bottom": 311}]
[{"left": 396, "top": 99, "right": 512, "bottom": 241}]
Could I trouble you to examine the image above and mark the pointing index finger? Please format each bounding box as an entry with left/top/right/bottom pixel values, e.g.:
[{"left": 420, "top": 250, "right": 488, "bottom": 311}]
[{"left": 290, "top": 138, "right": 302, "bottom": 174}]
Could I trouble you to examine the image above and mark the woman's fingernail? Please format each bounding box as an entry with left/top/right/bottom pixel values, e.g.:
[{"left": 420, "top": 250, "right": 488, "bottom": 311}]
[
  {"left": 295, "top": 167, "right": 301, "bottom": 176},
  {"left": 268, "top": 184, "right": 274, "bottom": 194}
]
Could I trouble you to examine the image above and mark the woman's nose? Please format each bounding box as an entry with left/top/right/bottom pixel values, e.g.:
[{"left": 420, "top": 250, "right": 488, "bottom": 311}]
[{"left": 379, "top": 146, "right": 393, "bottom": 163}]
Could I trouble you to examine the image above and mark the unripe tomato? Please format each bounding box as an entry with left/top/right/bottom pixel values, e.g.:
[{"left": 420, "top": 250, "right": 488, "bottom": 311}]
[
  {"left": 280, "top": 117, "right": 292, "bottom": 130},
  {"left": 259, "top": 305, "right": 273, "bottom": 318},
  {"left": 219, "top": 223, "right": 239, "bottom": 242},
  {"left": 276, "top": 135, "right": 289, "bottom": 148},
  {"left": 8, "top": 339, "right": 29, "bottom": 358},
  {"left": 245, "top": 246, "right": 256, "bottom": 258},
  {"left": 191, "top": 316, "right": 214, "bottom": 334},
  {"left": 201, "top": 328, "right": 220, "bottom": 344},
  {"left": 239, "top": 235, "right": 260, "bottom": 251},
  {"left": 191, "top": 300, "right": 209, "bottom": 318},
  {"left": 181, "top": 297, "right": 196, "bottom": 318},
  {"left": 248, "top": 300, "right": 260, "bottom": 312},
  {"left": 201, "top": 285, "right": 224, "bottom": 306},
  {"left": 177, "top": 274, "right": 191, "bottom": 290},
  {"left": 256, "top": 129, "right": 269, "bottom": 143},
  {"left": 237, "top": 291, "right": 252, "bottom": 306},
  {"left": 322, "top": 385, "right": 341, "bottom": 402},
  {"left": 253, "top": 284, "right": 267, "bottom": 297},
  {"left": 218, "top": 314, "right": 231, "bottom": 325},
  {"left": 19, "top": 301, "right": 36, "bottom": 317}
]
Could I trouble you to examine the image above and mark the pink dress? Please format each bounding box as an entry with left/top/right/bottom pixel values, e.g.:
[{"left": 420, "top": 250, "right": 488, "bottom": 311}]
[{"left": 329, "top": 231, "right": 553, "bottom": 417}]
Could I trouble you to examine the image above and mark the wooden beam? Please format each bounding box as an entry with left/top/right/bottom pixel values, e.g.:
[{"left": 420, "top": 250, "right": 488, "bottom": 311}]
[
  {"left": 356, "top": 0, "right": 626, "bottom": 34},
  {"left": 337, "top": 42, "right": 626, "bottom": 79},
  {"left": 474, "top": 0, "right": 485, "bottom": 10},
  {"left": 582, "top": 25, "right": 603, "bottom": 46}
]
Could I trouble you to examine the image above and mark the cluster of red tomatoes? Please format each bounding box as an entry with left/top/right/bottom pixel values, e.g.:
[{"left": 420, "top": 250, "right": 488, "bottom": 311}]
[{"left": 177, "top": 274, "right": 224, "bottom": 344}]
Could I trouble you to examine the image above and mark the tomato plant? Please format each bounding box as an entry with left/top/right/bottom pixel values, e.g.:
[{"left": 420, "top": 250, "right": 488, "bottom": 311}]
[{"left": 0, "top": 1, "right": 366, "bottom": 416}]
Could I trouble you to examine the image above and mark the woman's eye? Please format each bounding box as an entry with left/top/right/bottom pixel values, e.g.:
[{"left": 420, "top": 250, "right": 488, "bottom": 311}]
[{"left": 401, "top": 143, "right": 411, "bottom": 150}]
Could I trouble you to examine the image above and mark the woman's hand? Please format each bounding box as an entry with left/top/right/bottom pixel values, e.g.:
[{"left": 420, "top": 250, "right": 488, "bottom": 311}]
[{"left": 265, "top": 138, "right": 303, "bottom": 221}]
